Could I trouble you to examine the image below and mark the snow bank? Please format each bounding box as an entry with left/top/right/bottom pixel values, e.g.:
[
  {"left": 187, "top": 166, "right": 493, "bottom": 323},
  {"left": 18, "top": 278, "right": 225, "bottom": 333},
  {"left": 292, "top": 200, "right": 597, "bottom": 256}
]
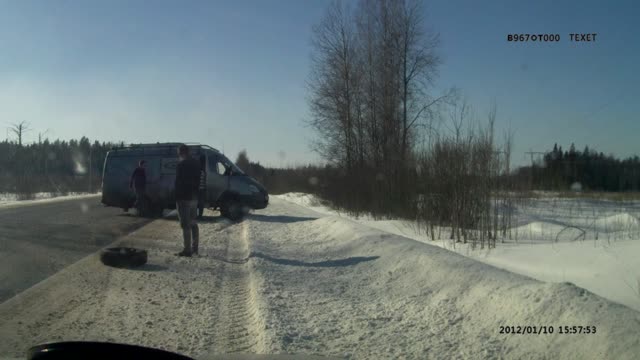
[
  {"left": 593, "top": 213, "right": 640, "bottom": 232},
  {"left": 249, "top": 200, "right": 640, "bottom": 359},
  {"left": 275, "top": 193, "right": 334, "bottom": 216},
  {"left": 0, "top": 192, "right": 100, "bottom": 208},
  {"left": 512, "top": 221, "right": 580, "bottom": 240},
  {"left": 275, "top": 193, "right": 640, "bottom": 312}
]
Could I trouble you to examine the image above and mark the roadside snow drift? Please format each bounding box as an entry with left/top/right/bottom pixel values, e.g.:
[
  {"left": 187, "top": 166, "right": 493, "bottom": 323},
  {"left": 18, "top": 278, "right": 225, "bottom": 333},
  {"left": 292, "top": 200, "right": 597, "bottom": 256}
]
[
  {"left": 1, "top": 198, "right": 639, "bottom": 359},
  {"left": 277, "top": 193, "right": 640, "bottom": 313},
  {"left": 0, "top": 192, "right": 99, "bottom": 208}
]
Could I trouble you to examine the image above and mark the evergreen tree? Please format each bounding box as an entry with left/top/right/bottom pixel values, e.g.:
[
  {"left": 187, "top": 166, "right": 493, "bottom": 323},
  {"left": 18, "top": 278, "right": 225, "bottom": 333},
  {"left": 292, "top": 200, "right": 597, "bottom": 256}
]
[
  {"left": 235, "top": 150, "right": 251, "bottom": 173},
  {"left": 526, "top": 144, "right": 640, "bottom": 192}
]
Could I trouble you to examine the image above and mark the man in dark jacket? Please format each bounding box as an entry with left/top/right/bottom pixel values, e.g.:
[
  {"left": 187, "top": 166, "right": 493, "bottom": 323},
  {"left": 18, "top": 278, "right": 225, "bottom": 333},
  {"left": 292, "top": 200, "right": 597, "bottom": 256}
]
[
  {"left": 175, "top": 145, "right": 201, "bottom": 257},
  {"left": 129, "top": 160, "right": 147, "bottom": 214}
]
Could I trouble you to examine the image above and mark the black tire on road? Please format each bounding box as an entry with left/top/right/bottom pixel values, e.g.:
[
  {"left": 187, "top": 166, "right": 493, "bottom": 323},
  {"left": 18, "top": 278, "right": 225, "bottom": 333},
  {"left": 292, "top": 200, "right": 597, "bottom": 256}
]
[{"left": 100, "top": 247, "right": 148, "bottom": 268}]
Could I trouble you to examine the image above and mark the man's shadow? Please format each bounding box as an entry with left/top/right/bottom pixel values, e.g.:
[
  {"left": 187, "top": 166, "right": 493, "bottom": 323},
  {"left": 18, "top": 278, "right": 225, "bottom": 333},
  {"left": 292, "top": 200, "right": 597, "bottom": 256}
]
[
  {"left": 162, "top": 211, "right": 316, "bottom": 224},
  {"left": 247, "top": 214, "right": 317, "bottom": 223},
  {"left": 197, "top": 214, "right": 224, "bottom": 223},
  {"left": 163, "top": 212, "right": 226, "bottom": 224}
]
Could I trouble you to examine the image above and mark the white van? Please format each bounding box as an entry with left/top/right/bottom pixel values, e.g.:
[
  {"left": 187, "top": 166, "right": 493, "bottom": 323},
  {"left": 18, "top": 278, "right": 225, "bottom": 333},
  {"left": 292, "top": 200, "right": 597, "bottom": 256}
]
[{"left": 101, "top": 143, "right": 268, "bottom": 219}]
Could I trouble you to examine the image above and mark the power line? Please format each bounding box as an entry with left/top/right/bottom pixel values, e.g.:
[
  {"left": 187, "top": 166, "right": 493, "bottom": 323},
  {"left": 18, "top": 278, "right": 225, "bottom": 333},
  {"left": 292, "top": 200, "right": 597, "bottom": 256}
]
[{"left": 574, "top": 91, "right": 630, "bottom": 123}]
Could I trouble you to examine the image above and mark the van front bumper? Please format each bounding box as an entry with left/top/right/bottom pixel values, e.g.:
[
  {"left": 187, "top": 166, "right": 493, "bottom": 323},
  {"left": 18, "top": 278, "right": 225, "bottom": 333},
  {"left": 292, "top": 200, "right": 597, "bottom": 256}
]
[{"left": 242, "top": 193, "right": 269, "bottom": 210}]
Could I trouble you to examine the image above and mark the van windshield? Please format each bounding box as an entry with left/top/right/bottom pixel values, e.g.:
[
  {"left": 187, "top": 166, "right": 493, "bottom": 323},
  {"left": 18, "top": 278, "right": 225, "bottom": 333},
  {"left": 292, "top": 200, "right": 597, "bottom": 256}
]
[{"left": 220, "top": 154, "right": 245, "bottom": 176}]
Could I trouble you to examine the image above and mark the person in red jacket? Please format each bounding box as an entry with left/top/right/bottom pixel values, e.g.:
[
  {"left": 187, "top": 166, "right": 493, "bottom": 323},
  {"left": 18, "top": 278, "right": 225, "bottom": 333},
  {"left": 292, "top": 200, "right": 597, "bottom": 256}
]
[{"left": 129, "top": 160, "right": 147, "bottom": 215}]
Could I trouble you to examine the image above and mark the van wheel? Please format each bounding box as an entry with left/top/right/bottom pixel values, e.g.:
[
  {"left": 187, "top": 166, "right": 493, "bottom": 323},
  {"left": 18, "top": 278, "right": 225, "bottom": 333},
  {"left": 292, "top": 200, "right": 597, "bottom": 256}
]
[{"left": 221, "top": 199, "right": 243, "bottom": 221}]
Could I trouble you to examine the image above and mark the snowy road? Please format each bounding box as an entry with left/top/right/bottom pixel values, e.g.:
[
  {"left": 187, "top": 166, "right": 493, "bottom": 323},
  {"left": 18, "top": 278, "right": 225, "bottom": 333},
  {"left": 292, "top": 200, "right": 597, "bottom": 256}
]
[
  {"left": 0, "top": 195, "right": 150, "bottom": 302},
  {"left": 1, "top": 197, "right": 639, "bottom": 359}
]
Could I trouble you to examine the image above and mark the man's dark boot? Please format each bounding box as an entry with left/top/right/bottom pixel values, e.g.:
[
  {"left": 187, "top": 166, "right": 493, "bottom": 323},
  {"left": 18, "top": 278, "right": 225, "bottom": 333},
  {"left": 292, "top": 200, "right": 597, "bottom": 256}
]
[
  {"left": 176, "top": 250, "right": 192, "bottom": 257},
  {"left": 180, "top": 226, "right": 192, "bottom": 256},
  {"left": 192, "top": 225, "right": 199, "bottom": 255}
]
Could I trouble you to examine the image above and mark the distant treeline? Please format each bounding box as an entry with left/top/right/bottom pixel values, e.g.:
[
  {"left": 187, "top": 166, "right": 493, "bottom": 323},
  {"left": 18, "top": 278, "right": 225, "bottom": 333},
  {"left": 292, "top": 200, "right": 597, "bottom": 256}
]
[
  {"left": 0, "top": 137, "right": 640, "bottom": 204},
  {"left": 0, "top": 137, "right": 120, "bottom": 197},
  {"left": 514, "top": 143, "right": 640, "bottom": 192}
]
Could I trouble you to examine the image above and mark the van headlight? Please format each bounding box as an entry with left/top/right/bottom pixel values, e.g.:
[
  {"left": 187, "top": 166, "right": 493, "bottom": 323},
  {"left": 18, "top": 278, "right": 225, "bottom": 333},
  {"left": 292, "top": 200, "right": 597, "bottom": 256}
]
[{"left": 248, "top": 185, "right": 259, "bottom": 193}]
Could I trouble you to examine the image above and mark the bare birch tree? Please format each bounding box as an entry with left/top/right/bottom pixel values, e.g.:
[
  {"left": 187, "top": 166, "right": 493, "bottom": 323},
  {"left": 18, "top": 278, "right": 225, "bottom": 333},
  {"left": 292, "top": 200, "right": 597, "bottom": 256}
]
[
  {"left": 308, "top": 1, "right": 360, "bottom": 170},
  {"left": 10, "top": 121, "right": 31, "bottom": 147}
]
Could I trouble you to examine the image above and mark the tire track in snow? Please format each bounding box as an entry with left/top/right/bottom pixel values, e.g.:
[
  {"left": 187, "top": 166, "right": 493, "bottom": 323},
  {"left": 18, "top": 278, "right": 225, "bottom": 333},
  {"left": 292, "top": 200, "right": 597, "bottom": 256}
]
[{"left": 209, "top": 220, "right": 266, "bottom": 354}]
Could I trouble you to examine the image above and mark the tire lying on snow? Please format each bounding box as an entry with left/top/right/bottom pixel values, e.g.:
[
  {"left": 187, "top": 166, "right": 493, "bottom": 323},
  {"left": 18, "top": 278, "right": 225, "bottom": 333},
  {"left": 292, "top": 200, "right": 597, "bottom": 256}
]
[{"left": 100, "top": 247, "right": 148, "bottom": 268}]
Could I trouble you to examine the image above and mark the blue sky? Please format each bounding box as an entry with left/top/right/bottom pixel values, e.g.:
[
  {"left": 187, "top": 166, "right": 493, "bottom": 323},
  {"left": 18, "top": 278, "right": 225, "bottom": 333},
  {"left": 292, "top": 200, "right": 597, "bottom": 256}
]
[{"left": 0, "top": 0, "right": 638, "bottom": 167}]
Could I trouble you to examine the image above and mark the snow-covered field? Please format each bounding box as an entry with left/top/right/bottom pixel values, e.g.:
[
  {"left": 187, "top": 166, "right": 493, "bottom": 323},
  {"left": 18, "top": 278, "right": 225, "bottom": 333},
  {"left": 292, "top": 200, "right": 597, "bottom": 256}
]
[
  {"left": 1, "top": 197, "right": 639, "bottom": 359},
  {"left": 277, "top": 193, "right": 640, "bottom": 313},
  {"left": 0, "top": 192, "right": 100, "bottom": 208}
]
